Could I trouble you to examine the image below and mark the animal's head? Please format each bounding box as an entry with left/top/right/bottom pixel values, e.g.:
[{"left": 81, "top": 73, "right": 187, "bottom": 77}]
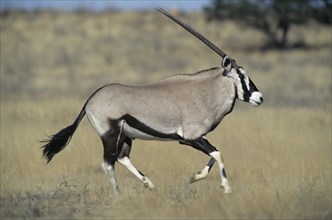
[
  {"left": 221, "top": 56, "right": 263, "bottom": 106},
  {"left": 157, "top": 8, "right": 263, "bottom": 107}
]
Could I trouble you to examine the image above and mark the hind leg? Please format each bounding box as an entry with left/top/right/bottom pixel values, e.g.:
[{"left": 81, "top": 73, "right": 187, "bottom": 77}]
[
  {"left": 117, "top": 137, "right": 155, "bottom": 189},
  {"left": 100, "top": 128, "right": 121, "bottom": 193},
  {"left": 101, "top": 160, "right": 119, "bottom": 193},
  {"left": 86, "top": 110, "right": 120, "bottom": 193}
]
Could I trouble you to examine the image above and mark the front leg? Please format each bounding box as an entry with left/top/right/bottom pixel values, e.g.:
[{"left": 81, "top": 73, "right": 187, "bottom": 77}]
[
  {"left": 180, "top": 137, "right": 231, "bottom": 194},
  {"left": 209, "top": 151, "right": 232, "bottom": 194},
  {"left": 190, "top": 158, "right": 215, "bottom": 183}
]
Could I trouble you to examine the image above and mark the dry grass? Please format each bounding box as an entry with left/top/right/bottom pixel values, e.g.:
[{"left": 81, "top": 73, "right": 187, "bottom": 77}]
[{"left": 1, "top": 10, "right": 331, "bottom": 219}]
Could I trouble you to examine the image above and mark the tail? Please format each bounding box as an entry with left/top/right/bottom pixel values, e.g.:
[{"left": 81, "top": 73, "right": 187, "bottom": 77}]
[{"left": 41, "top": 105, "right": 86, "bottom": 163}]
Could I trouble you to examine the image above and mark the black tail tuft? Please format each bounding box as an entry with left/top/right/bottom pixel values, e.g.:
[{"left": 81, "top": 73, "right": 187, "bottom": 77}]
[
  {"left": 41, "top": 123, "right": 76, "bottom": 163},
  {"left": 41, "top": 107, "right": 86, "bottom": 163}
]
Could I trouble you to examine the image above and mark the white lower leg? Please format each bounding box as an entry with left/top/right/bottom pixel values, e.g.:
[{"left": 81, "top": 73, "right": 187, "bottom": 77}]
[
  {"left": 190, "top": 158, "right": 215, "bottom": 183},
  {"left": 221, "top": 176, "right": 231, "bottom": 194},
  {"left": 101, "top": 161, "right": 120, "bottom": 193},
  {"left": 190, "top": 165, "right": 210, "bottom": 183},
  {"left": 210, "top": 151, "right": 232, "bottom": 194},
  {"left": 118, "top": 157, "right": 155, "bottom": 189}
]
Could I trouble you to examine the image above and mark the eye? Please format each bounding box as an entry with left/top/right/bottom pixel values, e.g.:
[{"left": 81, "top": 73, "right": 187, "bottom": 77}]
[{"left": 222, "top": 56, "right": 231, "bottom": 72}]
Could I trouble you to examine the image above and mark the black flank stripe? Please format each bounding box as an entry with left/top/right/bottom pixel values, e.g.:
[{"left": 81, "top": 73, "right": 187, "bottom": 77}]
[{"left": 121, "top": 114, "right": 182, "bottom": 140}]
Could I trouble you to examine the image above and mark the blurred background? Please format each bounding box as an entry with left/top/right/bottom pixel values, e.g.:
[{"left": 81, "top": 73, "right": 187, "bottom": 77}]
[
  {"left": 1, "top": 0, "right": 331, "bottom": 105},
  {"left": 1, "top": 0, "right": 210, "bottom": 11},
  {"left": 1, "top": 0, "right": 331, "bottom": 219}
]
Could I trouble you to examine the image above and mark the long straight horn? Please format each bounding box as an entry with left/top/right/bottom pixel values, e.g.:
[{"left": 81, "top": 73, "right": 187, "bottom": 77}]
[{"left": 156, "top": 8, "right": 227, "bottom": 58}]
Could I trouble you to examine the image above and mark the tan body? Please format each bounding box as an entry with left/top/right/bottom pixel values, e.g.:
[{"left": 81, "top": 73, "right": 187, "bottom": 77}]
[{"left": 86, "top": 67, "right": 236, "bottom": 140}]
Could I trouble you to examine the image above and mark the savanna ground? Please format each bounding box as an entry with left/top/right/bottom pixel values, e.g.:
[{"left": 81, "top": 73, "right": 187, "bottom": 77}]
[{"left": 0, "top": 10, "right": 331, "bottom": 219}]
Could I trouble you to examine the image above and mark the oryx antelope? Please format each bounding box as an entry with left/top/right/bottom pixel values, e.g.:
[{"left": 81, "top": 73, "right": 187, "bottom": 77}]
[{"left": 41, "top": 8, "right": 263, "bottom": 194}]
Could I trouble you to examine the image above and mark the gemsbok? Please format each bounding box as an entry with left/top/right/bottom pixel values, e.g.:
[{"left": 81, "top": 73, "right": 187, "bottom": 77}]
[{"left": 42, "top": 8, "right": 263, "bottom": 194}]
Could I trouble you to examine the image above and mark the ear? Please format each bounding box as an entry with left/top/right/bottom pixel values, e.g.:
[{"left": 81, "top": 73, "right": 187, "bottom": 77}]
[{"left": 222, "top": 56, "right": 232, "bottom": 72}]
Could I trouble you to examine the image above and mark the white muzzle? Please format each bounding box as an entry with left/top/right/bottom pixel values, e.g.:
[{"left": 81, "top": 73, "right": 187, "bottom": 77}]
[{"left": 249, "top": 91, "right": 263, "bottom": 106}]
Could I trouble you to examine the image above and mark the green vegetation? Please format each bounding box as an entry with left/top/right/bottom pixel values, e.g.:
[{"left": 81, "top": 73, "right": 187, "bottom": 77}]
[{"left": 205, "top": 0, "right": 332, "bottom": 48}]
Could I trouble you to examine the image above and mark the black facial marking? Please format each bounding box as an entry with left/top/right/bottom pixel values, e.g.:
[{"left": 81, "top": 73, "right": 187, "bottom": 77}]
[
  {"left": 248, "top": 78, "right": 259, "bottom": 93},
  {"left": 236, "top": 68, "right": 260, "bottom": 103},
  {"left": 237, "top": 68, "right": 250, "bottom": 102},
  {"left": 121, "top": 114, "right": 182, "bottom": 140}
]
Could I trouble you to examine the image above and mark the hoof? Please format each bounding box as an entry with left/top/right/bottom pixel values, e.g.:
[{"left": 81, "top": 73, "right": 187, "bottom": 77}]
[
  {"left": 223, "top": 186, "right": 232, "bottom": 194},
  {"left": 189, "top": 170, "right": 208, "bottom": 184},
  {"left": 144, "top": 185, "right": 156, "bottom": 191},
  {"left": 189, "top": 175, "right": 196, "bottom": 184},
  {"left": 113, "top": 188, "right": 120, "bottom": 195},
  {"left": 143, "top": 179, "right": 155, "bottom": 190}
]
